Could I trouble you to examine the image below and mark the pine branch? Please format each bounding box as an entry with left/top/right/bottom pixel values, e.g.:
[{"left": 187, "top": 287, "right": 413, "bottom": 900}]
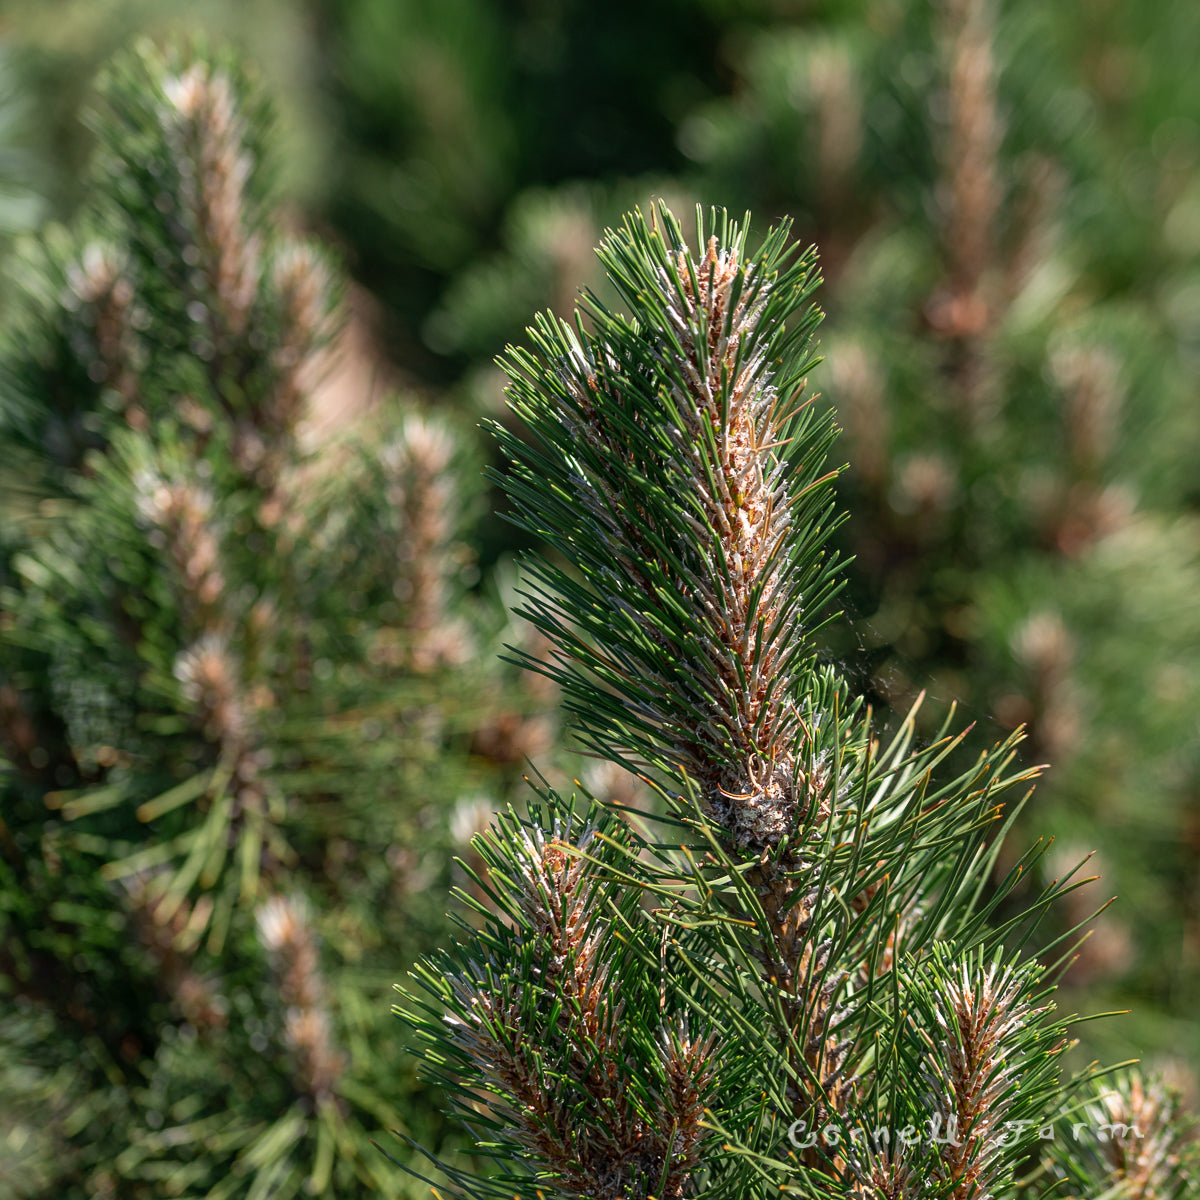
[
  {"left": 496, "top": 204, "right": 839, "bottom": 850},
  {"left": 403, "top": 800, "right": 721, "bottom": 1200}
]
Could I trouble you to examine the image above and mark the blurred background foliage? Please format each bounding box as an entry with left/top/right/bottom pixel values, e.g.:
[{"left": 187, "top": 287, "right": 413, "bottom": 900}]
[{"left": 1, "top": 0, "right": 1199, "bottom": 1193}]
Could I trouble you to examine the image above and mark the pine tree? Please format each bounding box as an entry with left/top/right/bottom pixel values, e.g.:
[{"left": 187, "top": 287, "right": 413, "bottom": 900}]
[
  {"left": 0, "top": 42, "right": 553, "bottom": 1197},
  {"left": 400, "top": 203, "right": 1198, "bottom": 1199}
]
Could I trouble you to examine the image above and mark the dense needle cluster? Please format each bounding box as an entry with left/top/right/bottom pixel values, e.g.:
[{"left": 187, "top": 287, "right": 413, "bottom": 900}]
[
  {"left": 160, "top": 60, "right": 261, "bottom": 345},
  {"left": 427, "top": 813, "right": 715, "bottom": 1200},
  {"left": 502, "top": 206, "right": 837, "bottom": 852},
  {"left": 257, "top": 894, "right": 346, "bottom": 1105},
  {"left": 380, "top": 415, "right": 471, "bottom": 671},
  {"left": 1088, "top": 1074, "right": 1194, "bottom": 1200},
  {"left": 921, "top": 961, "right": 1046, "bottom": 1198},
  {"left": 67, "top": 243, "right": 142, "bottom": 422}
]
